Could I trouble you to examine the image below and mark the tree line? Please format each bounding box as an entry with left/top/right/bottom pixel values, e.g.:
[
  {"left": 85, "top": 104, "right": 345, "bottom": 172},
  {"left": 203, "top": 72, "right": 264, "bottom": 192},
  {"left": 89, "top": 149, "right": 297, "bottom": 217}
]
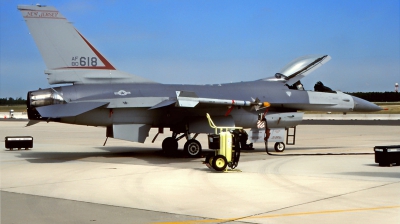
[
  {"left": 346, "top": 92, "right": 400, "bottom": 102},
  {"left": 1, "top": 92, "right": 399, "bottom": 105},
  {"left": 0, "top": 97, "right": 26, "bottom": 105}
]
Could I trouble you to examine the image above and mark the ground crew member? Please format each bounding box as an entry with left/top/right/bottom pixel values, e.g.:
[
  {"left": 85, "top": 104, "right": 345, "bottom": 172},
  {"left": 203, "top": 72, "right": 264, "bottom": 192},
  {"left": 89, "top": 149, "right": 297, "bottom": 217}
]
[
  {"left": 239, "top": 129, "right": 248, "bottom": 149},
  {"left": 262, "top": 115, "right": 271, "bottom": 152}
]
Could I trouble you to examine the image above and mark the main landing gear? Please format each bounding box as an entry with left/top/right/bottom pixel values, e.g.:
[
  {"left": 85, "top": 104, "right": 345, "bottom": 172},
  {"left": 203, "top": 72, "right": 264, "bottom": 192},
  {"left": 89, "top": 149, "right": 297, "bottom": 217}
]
[
  {"left": 161, "top": 132, "right": 202, "bottom": 157},
  {"left": 162, "top": 137, "right": 178, "bottom": 155}
]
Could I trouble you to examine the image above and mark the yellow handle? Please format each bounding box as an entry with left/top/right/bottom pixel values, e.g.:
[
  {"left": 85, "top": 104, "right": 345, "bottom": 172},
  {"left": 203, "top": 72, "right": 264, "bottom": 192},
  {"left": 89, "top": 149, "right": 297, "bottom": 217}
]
[{"left": 206, "top": 113, "right": 217, "bottom": 129}]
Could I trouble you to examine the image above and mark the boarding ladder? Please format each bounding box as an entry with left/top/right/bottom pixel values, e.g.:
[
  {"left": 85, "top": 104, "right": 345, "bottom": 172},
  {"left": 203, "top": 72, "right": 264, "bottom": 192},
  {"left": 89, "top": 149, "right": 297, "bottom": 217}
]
[{"left": 286, "top": 126, "right": 296, "bottom": 145}]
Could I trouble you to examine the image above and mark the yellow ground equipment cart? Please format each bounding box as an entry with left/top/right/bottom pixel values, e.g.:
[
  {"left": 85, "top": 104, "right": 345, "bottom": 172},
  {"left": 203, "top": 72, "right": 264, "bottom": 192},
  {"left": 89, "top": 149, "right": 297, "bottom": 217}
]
[{"left": 205, "top": 113, "right": 243, "bottom": 171}]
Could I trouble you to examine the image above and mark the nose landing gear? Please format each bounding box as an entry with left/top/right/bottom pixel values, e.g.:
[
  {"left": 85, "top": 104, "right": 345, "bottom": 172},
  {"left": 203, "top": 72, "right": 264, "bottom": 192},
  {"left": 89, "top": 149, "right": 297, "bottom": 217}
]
[{"left": 274, "top": 142, "right": 286, "bottom": 152}]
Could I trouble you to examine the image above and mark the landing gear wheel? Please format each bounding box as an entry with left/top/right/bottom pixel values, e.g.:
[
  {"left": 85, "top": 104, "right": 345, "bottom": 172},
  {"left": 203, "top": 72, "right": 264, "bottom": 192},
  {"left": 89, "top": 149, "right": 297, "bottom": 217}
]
[
  {"left": 212, "top": 155, "right": 228, "bottom": 171},
  {"left": 274, "top": 142, "right": 285, "bottom": 152},
  {"left": 162, "top": 137, "right": 178, "bottom": 156},
  {"left": 184, "top": 139, "right": 202, "bottom": 157}
]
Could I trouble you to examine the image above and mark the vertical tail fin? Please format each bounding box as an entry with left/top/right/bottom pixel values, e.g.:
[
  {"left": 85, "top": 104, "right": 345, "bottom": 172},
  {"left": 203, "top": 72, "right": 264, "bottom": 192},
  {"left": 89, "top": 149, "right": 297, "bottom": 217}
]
[
  {"left": 18, "top": 4, "right": 154, "bottom": 84},
  {"left": 18, "top": 5, "right": 115, "bottom": 70}
]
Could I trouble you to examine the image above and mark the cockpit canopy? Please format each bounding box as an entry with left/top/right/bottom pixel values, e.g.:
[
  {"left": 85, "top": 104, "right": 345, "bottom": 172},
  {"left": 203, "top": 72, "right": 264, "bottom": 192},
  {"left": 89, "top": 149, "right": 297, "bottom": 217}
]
[{"left": 263, "top": 55, "right": 331, "bottom": 85}]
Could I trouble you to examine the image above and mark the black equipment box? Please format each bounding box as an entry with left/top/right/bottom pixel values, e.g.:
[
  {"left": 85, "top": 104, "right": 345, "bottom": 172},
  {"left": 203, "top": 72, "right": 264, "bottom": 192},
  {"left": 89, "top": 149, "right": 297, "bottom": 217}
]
[
  {"left": 374, "top": 145, "right": 400, "bottom": 166},
  {"left": 208, "top": 134, "right": 220, "bottom": 149},
  {"left": 5, "top": 136, "right": 33, "bottom": 150}
]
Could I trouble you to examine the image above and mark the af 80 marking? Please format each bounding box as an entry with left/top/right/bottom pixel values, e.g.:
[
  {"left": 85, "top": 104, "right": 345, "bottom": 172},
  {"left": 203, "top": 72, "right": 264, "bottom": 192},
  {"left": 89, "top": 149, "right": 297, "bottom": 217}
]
[{"left": 71, "top": 57, "right": 98, "bottom": 67}]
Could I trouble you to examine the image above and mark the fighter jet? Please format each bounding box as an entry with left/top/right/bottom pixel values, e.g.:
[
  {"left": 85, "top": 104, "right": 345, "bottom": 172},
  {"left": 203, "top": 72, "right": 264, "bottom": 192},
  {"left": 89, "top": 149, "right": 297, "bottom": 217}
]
[{"left": 18, "top": 5, "right": 381, "bottom": 157}]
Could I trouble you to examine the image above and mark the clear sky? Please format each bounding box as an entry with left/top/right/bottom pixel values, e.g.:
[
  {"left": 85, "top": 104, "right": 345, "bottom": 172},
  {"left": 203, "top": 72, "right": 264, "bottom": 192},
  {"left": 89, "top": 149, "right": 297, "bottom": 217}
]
[{"left": 1, "top": 0, "right": 399, "bottom": 98}]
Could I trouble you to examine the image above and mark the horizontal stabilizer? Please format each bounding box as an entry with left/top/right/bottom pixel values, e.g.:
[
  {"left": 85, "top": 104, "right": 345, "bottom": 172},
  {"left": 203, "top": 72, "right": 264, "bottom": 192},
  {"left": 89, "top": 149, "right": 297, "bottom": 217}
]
[
  {"left": 26, "top": 120, "right": 40, "bottom": 127},
  {"left": 107, "top": 124, "right": 151, "bottom": 143},
  {"left": 44, "top": 69, "right": 156, "bottom": 85},
  {"left": 36, "top": 102, "right": 108, "bottom": 118}
]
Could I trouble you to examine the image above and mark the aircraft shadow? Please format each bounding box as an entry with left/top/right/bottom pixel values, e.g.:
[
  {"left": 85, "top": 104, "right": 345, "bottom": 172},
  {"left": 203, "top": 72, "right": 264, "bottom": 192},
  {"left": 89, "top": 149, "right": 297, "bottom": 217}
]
[
  {"left": 338, "top": 171, "right": 400, "bottom": 179},
  {"left": 13, "top": 146, "right": 214, "bottom": 166},
  {"left": 14, "top": 145, "right": 347, "bottom": 165}
]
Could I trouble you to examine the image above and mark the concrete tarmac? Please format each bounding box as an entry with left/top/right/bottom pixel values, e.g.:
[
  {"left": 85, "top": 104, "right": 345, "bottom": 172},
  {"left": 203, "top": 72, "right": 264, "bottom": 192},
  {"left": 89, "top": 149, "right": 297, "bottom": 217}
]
[{"left": 1, "top": 121, "right": 399, "bottom": 224}]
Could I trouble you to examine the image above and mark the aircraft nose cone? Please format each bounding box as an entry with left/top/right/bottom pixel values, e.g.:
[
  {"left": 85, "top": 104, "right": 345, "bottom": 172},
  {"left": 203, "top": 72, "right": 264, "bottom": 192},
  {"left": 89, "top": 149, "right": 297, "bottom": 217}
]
[{"left": 352, "top": 96, "right": 382, "bottom": 112}]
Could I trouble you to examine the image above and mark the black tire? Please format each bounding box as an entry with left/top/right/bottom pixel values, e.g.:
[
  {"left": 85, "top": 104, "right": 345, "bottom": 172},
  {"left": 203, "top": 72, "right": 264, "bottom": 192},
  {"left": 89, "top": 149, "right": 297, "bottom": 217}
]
[
  {"left": 274, "top": 142, "right": 285, "bottom": 152},
  {"left": 162, "top": 137, "right": 178, "bottom": 156},
  {"left": 212, "top": 155, "right": 228, "bottom": 171},
  {"left": 205, "top": 153, "right": 213, "bottom": 164},
  {"left": 184, "top": 139, "right": 202, "bottom": 157},
  {"left": 205, "top": 153, "right": 214, "bottom": 169}
]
